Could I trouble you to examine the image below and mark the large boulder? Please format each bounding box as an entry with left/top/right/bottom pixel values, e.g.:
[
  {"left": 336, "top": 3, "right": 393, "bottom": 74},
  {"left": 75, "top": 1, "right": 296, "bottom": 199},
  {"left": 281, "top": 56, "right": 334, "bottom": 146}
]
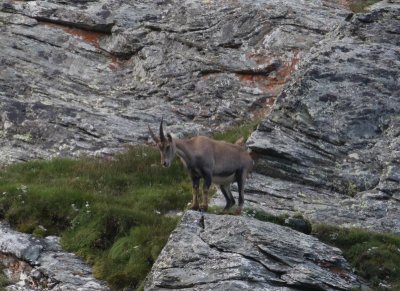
[
  {"left": 0, "top": 221, "right": 109, "bottom": 290},
  {"left": 144, "top": 211, "right": 360, "bottom": 291},
  {"left": 0, "top": 0, "right": 348, "bottom": 164},
  {"left": 245, "top": 4, "right": 400, "bottom": 233}
]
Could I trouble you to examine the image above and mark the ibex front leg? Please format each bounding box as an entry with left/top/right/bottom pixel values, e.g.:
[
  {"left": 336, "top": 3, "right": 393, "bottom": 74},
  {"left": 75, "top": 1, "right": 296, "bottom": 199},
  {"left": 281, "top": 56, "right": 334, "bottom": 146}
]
[
  {"left": 200, "top": 174, "right": 212, "bottom": 212},
  {"left": 191, "top": 177, "right": 200, "bottom": 210}
]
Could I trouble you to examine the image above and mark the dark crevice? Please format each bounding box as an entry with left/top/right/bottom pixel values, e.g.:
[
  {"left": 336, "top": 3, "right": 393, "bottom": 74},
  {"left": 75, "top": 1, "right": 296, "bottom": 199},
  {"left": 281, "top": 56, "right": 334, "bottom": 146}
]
[
  {"left": 198, "top": 213, "right": 205, "bottom": 230},
  {"left": 145, "top": 23, "right": 212, "bottom": 34},
  {"left": 279, "top": 23, "right": 328, "bottom": 34},
  {"left": 49, "top": 121, "right": 101, "bottom": 139},
  {"left": 197, "top": 60, "right": 280, "bottom": 76},
  {"left": 76, "top": 126, "right": 101, "bottom": 139},
  {"left": 34, "top": 17, "right": 114, "bottom": 34},
  {"left": 256, "top": 246, "right": 293, "bottom": 268}
]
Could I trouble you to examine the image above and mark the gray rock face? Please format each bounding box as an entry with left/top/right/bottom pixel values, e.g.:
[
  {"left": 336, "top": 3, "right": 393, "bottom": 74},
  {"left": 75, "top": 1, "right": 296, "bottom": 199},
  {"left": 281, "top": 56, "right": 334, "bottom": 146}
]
[
  {"left": 0, "top": 221, "right": 109, "bottom": 290},
  {"left": 144, "top": 211, "right": 360, "bottom": 291},
  {"left": 246, "top": 4, "right": 400, "bottom": 233},
  {"left": 2, "top": 0, "right": 399, "bottom": 289},
  {"left": 0, "top": 0, "right": 348, "bottom": 164}
]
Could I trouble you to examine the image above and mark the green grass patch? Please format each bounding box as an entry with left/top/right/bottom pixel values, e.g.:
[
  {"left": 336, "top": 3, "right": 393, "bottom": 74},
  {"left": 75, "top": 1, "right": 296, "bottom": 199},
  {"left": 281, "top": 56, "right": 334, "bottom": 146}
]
[
  {"left": 0, "top": 122, "right": 261, "bottom": 289},
  {"left": 0, "top": 263, "right": 9, "bottom": 291},
  {"left": 212, "top": 121, "right": 258, "bottom": 143},
  {"left": 0, "top": 145, "right": 191, "bottom": 290},
  {"left": 313, "top": 224, "right": 400, "bottom": 290},
  {"left": 243, "top": 208, "right": 312, "bottom": 234},
  {"left": 348, "top": 0, "right": 382, "bottom": 13}
]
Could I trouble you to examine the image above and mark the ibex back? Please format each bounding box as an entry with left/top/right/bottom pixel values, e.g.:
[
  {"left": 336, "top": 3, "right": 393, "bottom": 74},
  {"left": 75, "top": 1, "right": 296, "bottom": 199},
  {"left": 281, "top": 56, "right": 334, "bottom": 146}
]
[{"left": 149, "top": 119, "right": 253, "bottom": 212}]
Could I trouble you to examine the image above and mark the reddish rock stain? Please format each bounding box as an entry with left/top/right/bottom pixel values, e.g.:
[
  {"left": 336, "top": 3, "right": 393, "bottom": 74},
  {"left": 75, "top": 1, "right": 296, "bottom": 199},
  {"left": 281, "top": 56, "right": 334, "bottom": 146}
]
[
  {"left": 237, "top": 50, "right": 300, "bottom": 118},
  {"left": 41, "top": 21, "right": 129, "bottom": 71},
  {"left": 41, "top": 22, "right": 104, "bottom": 48}
]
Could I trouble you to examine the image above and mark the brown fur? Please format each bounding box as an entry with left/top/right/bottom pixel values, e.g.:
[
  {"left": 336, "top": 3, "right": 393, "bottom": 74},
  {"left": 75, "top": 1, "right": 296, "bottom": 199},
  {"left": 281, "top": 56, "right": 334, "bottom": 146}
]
[{"left": 149, "top": 120, "right": 253, "bottom": 212}]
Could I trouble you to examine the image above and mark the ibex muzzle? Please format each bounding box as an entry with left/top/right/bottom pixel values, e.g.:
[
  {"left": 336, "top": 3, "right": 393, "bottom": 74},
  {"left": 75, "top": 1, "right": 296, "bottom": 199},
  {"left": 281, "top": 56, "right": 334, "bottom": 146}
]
[{"left": 149, "top": 119, "right": 253, "bottom": 212}]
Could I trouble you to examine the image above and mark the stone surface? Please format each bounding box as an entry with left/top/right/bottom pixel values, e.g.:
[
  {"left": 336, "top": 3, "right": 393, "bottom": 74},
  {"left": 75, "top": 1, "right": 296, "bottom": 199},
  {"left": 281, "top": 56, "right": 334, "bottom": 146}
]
[
  {"left": 246, "top": 4, "right": 400, "bottom": 233},
  {"left": 144, "top": 211, "right": 360, "bottom": 291},
  {"left": 0, "top": 221, "right": 109, "bottom": 290},
  {"left": 0, "top": 0, "right": 349, "bottom": 164},
  {"left": 212, "top": 173, "right": 400, "bottom": 234},
  {"left": 2, "top": 0, "right": 400, "bottom": 290}
]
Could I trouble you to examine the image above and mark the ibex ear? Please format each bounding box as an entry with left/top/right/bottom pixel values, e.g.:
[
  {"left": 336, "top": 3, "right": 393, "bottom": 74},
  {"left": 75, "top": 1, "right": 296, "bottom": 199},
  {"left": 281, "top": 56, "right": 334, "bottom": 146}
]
[
  {"left": 148, "top": 125, "right": 159, "bottom": 143},
  {"left": 166, "top": 133, "right": 173, "bottom": 143}
]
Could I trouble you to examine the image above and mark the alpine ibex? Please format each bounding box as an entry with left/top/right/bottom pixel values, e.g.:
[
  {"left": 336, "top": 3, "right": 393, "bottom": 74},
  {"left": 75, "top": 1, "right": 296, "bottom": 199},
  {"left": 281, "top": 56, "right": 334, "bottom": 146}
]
[{"left": 149, "top": 119, "right": 253, "bottom": 212}]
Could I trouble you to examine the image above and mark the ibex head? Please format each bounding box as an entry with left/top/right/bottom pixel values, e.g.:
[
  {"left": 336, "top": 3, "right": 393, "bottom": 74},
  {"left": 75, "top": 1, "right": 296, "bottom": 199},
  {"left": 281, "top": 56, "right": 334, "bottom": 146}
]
[{"left": 148, "top": 118, "right": 176, "bottom": 168}]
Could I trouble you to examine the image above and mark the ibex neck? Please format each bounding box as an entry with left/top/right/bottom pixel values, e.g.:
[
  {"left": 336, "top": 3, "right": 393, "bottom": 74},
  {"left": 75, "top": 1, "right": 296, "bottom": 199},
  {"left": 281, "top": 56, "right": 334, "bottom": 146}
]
[{"left": 175, "top": 139, "right": 191, "bottom": 166}]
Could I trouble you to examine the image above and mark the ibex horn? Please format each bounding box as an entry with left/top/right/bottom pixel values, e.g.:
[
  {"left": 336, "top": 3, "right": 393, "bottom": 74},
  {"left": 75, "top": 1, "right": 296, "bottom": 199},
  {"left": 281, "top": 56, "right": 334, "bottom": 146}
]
[
  {"left": 148, "top": 124, "right": 159, "bottom": 143},
  {"left": 159, "top": 117, "right": 166, "bottom": 142}
]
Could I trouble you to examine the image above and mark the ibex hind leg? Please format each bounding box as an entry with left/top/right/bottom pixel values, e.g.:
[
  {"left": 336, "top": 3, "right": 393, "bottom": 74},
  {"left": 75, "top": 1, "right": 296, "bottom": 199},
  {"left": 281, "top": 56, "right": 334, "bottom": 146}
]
[
  {"left": 190, "top": 177, "right": 200, "bottom": 211},
  {"left": 220, "top": 185, "right": 235, "bottom": 210},
  {"left": 235, "top": 170, "right": 246, "bottom": 214}
]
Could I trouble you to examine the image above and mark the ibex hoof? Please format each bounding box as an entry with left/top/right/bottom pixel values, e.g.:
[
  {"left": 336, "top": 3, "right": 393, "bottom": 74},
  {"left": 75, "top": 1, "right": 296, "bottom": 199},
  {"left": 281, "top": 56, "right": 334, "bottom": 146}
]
[
  {"left": 190, "top": 205, "right": 200, "bottom": 211},
  {"left": 235, "top": 207, "right": 243, "bottom": 215},
  {"left": 199, "top": 205, "right": 208, "bottom": 212}
]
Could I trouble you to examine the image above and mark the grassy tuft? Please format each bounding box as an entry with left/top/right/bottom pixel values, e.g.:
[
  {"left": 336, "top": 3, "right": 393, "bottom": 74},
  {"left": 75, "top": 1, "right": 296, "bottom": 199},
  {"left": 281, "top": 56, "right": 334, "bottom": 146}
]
[
  {"left": 0, "top": 145, "right": 191, "bottom": 290},
  {"left": 313, "top": 224, "right": 400, "bottom": 289},
  {"left": 212, "top": 121, "right": 259, "bottom": 143},
  {"left": 0, "top": 263, "right": 9, "bottom": 291},
  {"left": 348, "top": 0, "right": 382, "bottom": 13}
]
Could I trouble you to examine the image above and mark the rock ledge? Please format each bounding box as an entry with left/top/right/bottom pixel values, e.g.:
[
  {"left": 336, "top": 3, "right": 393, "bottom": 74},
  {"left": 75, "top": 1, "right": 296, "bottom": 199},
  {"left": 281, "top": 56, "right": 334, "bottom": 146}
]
[{"left": 145, "top": 211, "right": 360, "bottom": 291}]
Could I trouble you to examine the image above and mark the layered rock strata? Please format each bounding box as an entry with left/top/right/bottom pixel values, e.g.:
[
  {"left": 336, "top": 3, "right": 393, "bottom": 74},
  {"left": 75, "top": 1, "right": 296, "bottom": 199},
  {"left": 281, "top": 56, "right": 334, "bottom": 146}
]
[
  {"left": 0, "top": 0, "right": 348, "bottom": 164},
  {"left": 243, "top": 3, "right": 400, "bottom": 233}
]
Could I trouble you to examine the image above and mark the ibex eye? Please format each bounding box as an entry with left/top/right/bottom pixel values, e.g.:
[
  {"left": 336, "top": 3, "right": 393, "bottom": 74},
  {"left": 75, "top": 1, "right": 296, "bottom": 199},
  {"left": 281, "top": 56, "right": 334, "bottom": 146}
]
[{"left": 166, "top": 146, "right": 170, "bottom": 151}]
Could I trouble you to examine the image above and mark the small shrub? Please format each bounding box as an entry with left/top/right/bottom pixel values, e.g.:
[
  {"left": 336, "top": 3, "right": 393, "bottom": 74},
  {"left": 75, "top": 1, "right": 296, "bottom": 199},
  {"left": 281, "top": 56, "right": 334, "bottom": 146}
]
[{"left": 313, "top": 224, "right": 400, "bottom": 289}]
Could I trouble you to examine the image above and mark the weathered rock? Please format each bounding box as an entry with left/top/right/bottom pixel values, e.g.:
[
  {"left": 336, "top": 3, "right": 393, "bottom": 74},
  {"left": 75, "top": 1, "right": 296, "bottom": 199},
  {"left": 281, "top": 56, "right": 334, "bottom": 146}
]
[
  {"left": 2, "top": 0, "right": 399, "bottom": 289},
  {"left": 0, "top": 0, "right": 349, "bottom": 164},
  {"left": 0, "top": 221, "right": 109, "bottom": 290},
  {"left": 212, "top": 173, "right": 400, "bottom": 234},
  {"left": 144, "top": 211, "right": 360, "bottom": 291},
  {"left": 246, "top": 4, "right": 400, "bottom": 232}
]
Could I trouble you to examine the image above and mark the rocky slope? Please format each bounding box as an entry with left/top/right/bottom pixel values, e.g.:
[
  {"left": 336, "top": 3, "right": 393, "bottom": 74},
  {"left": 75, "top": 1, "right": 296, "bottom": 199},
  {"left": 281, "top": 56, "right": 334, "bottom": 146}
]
[
  {"left": 1, "top": 0, "right": 400, "bottom": 290},
  {"left": 146, "top": 1, "right": 400, "bottom": 290},
  {"left": 243, "top": 1, "right": 400, "bottom": 233},
  {"left": 0, "top": 222, "right": 109, "bottom": 290},
  {"left": 0, "top": 0, "right": 348, "bottom": 164}
]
